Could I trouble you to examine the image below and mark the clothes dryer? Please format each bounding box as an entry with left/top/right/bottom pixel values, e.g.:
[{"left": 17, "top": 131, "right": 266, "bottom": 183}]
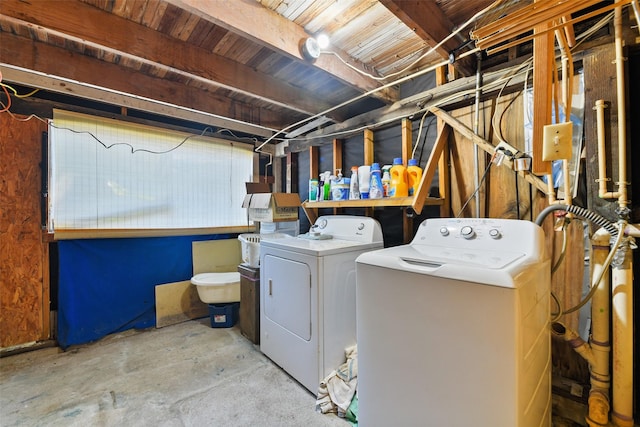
[{"left": 259, "top": 215, "right": 383, "bottom": 393}]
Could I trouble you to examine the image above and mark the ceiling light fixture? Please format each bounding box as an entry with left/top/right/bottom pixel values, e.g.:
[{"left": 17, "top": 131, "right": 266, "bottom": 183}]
[
  {"left": 301, "top": 37, "right": 321, "bottom": 61},
  {"left": 316, "top": 34, "right": 330, "bottom": 50}
]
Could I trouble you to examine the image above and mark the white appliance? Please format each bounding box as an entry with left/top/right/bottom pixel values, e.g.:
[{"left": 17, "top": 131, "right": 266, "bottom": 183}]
[
  {"left": 259, "top": 215, "right": 383, "bottom": 393},
  {"left": 356, "top": 218, "right": 551, "bottom": 427}
]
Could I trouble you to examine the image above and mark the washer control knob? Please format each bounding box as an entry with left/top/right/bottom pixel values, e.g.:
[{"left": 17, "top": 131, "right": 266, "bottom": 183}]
[
  {"left": 439, "top": 227, "right": 449, "bottom": 236},
  {"left": 316, "top": 218, "right": 328, "bottom": 229},
  {"left": 489, "top": 228, "right": 501, "bottom": 239},
  {"left": 358, "top": 223, "right": 365, "bottom": 231},
  {"left": 460, "top": 226, "right": 475, "bottom": 239}
]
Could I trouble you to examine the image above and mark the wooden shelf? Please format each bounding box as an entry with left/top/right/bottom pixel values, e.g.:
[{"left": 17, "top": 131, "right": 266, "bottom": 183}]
[
  {"left": 302, "top": 196, "right": 444, "bottom": 223},
  {"left": 302, "top": 196, "right": 443, "bottom": 209}
]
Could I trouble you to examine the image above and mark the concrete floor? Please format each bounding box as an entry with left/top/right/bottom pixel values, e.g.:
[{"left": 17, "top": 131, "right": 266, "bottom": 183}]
[{"left": 0, "top": 319, "right": 349, "bottom": 427}]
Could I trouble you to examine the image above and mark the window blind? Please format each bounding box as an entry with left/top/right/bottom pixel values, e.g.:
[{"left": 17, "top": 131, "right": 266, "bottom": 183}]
[{"left": 49, "top": 110, "right": 254, "bottom": 234}]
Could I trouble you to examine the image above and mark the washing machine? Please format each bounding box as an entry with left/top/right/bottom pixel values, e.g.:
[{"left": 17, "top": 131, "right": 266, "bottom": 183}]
[
  {"left": 356, "top": 218, "right": 551, "bottom": 427},
  {"left": 259, "top": 215, "right": 383, "bottom": 393}
]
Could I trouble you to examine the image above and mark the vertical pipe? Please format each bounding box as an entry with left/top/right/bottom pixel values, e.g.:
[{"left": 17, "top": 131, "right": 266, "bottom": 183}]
[
  {"left": 586, "top": 229, "right": 612, "bottom": 427},
  {"left": 473, "top": 52, "right": 482, "bottom": 218},
  {"left": 614, "top": 7, "right": 629, "bottom": 209},
  {"left": 594, "top": 99, "right": 613, "bottom": 198},
  {"left": 611, "top": 243, "right": 634, "bottom": 427},
  {"left": 611, "top": 7, "right": 633, "bottom": 426}
]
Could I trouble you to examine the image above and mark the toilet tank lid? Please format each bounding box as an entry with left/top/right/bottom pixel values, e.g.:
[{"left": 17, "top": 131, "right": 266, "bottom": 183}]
[{"left": 191, "top": 272, "right": 240, "bottom": 286}]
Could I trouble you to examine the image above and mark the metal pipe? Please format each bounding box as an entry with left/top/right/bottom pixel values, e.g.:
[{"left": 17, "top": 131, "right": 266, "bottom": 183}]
[
  {"left": 586, "top": 228, "right": 613, "bottom": 427},
  {"left": 611, "top": 233, "right": 634, "bottom": 427},
  {"left": 594, "top": 99, "right": 614, "bottom": 199},
  {"left": 610, "top": 6, "right": 633, "bottom": 426},
  {"left": 473, "top": 52, "right": 482, "bottom": 218},
  {"left": 614, "top": 6, "right": 629, "bottom": 210}
]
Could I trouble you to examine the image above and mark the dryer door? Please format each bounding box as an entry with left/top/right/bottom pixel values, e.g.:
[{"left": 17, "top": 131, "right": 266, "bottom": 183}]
[{"left": 263, "top": 254, "right": 312, "bottom": 340}]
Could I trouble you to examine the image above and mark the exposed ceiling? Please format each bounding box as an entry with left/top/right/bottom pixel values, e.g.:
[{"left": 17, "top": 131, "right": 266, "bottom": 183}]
[{"left": 0, "top": 0, "right": 615, "bottom": 148}]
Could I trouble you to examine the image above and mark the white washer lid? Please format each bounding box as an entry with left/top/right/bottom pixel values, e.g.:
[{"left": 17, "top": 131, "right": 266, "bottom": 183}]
[{"left": 191, "top": 272, "right": 240, "bottom": 286}]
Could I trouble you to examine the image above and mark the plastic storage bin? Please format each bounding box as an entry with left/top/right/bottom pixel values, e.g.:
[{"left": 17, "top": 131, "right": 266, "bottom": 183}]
[
  {"left": 208, "top": 302, "right": 240, "bottom": 328},
  {"left": 238, "top": 233, "right": 288, "bottom": 267},
  {"left": 238, "top": 234, "right": 261, "bottom": 267}
]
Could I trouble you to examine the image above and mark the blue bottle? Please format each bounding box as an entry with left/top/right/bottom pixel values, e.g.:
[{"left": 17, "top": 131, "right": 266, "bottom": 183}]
[{"left": 369, "top": 163, "right": 384, "bottom": 199}]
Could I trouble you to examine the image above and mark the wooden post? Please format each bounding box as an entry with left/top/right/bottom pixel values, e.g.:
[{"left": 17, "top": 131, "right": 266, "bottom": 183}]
[
  {"left": 436, "top": 65, "right": 451, "bottom": 217},
  {"left": 332, "top": 139, "right": 343, "bottom": 215},
  {"left": 531, "top": 7, "right": 553, "bottom": 176}
]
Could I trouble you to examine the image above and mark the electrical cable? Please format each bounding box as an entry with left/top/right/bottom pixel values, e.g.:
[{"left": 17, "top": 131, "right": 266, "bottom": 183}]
[
  {"left": 320, "top": 0, "right": 504, "bottom": 82},
  {"left": 411, "top": 110, "right": 430, "bottom": 159},
  {"left": 0, "top": 82, "right": 40, "bottom": 98},
  {"left": 456, "top": 153, "right": 494, "bottom": 218}
]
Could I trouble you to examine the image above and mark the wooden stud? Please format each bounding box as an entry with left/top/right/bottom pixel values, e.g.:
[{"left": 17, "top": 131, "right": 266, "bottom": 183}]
[
  {"left": 436, "top": 65, "right": 451, "bottom": 217},
  {"left": 531, "top": 14, "right": 553, "bottom": 175}
]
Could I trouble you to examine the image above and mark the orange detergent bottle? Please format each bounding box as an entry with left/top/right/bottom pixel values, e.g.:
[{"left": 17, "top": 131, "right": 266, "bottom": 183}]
[
  {"left": 389, "top": 157, "right": 408, "bottom": 197},
  {"left": 407, "top": 159, "right": 423, "bottom": 196}
]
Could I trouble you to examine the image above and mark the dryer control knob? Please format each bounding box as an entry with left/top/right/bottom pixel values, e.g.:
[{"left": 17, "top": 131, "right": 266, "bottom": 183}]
[
  {"left": 358, "top": 223, "right": 365, "bottom": 231},
  {"left": 439, "top": 227, "right": 449, "bottom": 236},
  {"left": 489, "top": 228, "right": 501, "bottom": 239},
  {"left": 460, "top": 226, "right": 475, "bottom": 239}
]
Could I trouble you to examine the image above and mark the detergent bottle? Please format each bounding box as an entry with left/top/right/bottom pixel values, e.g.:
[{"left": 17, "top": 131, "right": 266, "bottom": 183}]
[
  {"left": 407, "top": 159, "right": 423, "bottom": 196},
  {"left": 381, "top": 165, "right": 391, "bottom": 197},
  {"left": 349, "top": 166, "right": 360, "bottom": 200},
  {"left": 389, "top": 158, "right": 408, "bottom": 198},
  {"left": 368, "top": 163, "right": 384, "bottom": 199}
]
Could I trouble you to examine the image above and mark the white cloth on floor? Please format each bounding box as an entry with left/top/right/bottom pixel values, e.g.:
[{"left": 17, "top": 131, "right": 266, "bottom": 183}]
[{"left": 316, "top": 345, "right": 358, "bottom": 417}]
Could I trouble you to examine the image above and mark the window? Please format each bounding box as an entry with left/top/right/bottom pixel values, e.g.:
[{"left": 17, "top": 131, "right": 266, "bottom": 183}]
[{"left": 49, "top": 110, "right": 254, "bottom": 237}]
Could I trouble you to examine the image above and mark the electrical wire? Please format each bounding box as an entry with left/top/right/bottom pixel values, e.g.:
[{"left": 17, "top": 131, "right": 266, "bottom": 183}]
[
  {"left": 50, "top": 124, "right": 216, "bottom": 154},
  {"left": 0, "top": 82, "right": 40, "bottom": 98},
  {"left": 411, "top": 110, "right": 430, "bottom": 159},
  {"left": 320, "top": 0, "right": 504, "bottom": 82},
  {"left": 456, "top": 153, "right": 494, "bottom": 218}
]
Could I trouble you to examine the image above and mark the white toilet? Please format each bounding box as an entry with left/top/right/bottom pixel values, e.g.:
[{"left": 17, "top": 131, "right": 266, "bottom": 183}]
[{"left": 190, "top": 272, "right": 241, "bottom": 304}]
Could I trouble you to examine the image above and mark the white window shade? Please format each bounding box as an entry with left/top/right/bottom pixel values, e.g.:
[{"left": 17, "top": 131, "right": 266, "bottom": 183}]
[{"left": 49, "top": 110, "right": 254, "bottom": 234}]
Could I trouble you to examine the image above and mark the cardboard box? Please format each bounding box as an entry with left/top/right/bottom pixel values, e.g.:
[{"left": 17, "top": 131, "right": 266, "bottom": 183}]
[{"left": 242, "top": 183, "right": 301, "bottom": 222}]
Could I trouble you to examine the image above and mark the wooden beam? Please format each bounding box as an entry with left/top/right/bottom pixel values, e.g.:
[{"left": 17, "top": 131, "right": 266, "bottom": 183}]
[
  {"left": 412, "top": 125, "right": 450, "bottom": 215},
  {"left": 0, "top": 0, "right": 340, "bottom": 119},
  {"left": 531, "top": 16, "right": 553, "bottom": 175},
  {"left": 0, "top": 34, "right": 275, "bottom": 136},
  {"left": 363, "top": 129, "right": 374, "bottom": 165},
  {"left": 288, "top": 58, "right": 532, "bottom": 153},
  {"left": 429, "top": 107, "right": 549, "bottom": 194},
  {"left": 435, "top": 66, "right": 451, "bottom": 217},
  {"left": 379, "top": 0, "right": 474, "bottom": 77},
  {"left": 165, "top": 0, "right": 399, "bottom": 104}
]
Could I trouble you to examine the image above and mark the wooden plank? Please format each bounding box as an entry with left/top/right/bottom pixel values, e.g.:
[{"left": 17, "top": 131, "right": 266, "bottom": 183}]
[
  {"left": 0, "top": 0, "right": 338, "bottom": 118},
  {"left": 436, "top": 66, "right": 451, "bottom": 217},
  {"left": 532, "top": 14, "right": 553, "bottom": 175},
  {"left": 380, "top": 0, "right": 474, "bottom": 76},
  {"left": 0, "top": 113, "right": 49, "bottom": 347},
  {"left": 165, "top": 0, "right": 399, "bottom": 104},
  {"left": 363, "top": 129, "right": 374, "bottom": 165},
  {"left": 412, "top": 125, "right": 450, "bottom": 215},
  {"left": 429, "top": 107, "right": 549, "bottom": 194},
  {"left": 332, "top": 139, "right": 343, "bottom": 215},
  {"left": 192, "top": 239, "right": 242, "bottom": 275},
  {"left": 155, "top": 280, "right": 208, "bottom": 328},
  {"left": 0, "top": 35, "right": 278, "bottom": 135}
]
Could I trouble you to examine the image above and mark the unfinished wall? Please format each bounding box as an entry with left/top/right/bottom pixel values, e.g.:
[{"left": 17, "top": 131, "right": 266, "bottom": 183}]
[{"left": 0, "top": 113, "right": 49, "bottom": 348}]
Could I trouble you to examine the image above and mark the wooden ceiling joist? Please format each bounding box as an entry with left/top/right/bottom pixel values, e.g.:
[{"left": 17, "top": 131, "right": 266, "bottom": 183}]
[
  {"left": 0, "top": 0, "right": 346, "bottom": 121},
  {"left": 379, "top": 0, "right": 475, "bottom": 77},
  {"left": 164, "top": 0, "right": 400, "bottom": 104},
  {"left": 0, "top": 33, "right": 277, "bottom": 137}
]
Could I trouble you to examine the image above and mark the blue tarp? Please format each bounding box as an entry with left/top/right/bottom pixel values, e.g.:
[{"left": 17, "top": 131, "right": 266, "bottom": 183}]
[{"left": 57, "top": 234, "right": 227, "bottom": 349}]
